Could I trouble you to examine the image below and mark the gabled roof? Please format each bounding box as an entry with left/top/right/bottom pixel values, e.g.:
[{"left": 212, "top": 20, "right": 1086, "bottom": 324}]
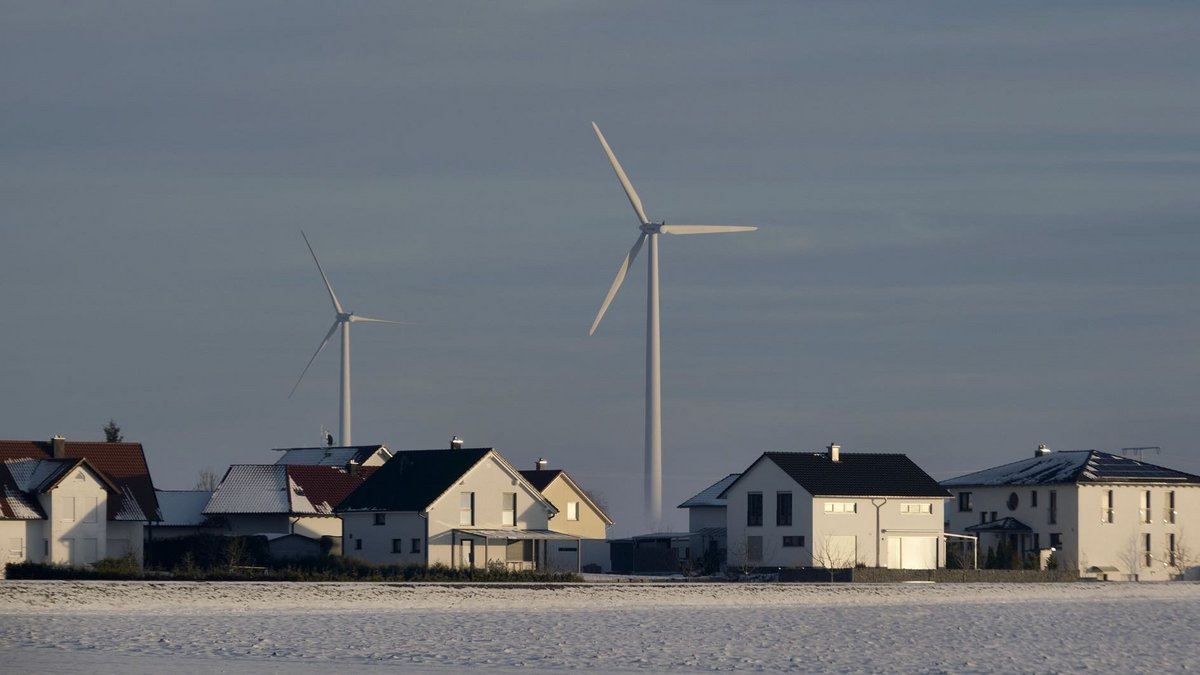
[
  {"left": 941, "top": 450, "right": 1200, "bottom": 488},
  {"left": 679, "top": 473, "right": 740, "bottom": 508},
  {"left": 721, "top": 452, "right": 950, "bottom": 499},
  {"left": 273, "top": 445, "right": 392, "bottom": 466},
  {"left": 204, "top": 464, "right": 378, "bottom": 516},
  {"left": 0, "top": 440, "right": 160, "bottom": 520},
  {"left": 520, "top": 468, "right": 614, "bottom": 526},
  {"left": 0, "top": 456, "right": 136, "bottom": 521},
  {"left": 156, "top": 490, "right": 215, "bottom": 527},
  {"left": 965, "top": 517, "right": 1032, "bottom": 533},
  {"left": 337, "top": 448, "right": 493, "bottom": 512}
]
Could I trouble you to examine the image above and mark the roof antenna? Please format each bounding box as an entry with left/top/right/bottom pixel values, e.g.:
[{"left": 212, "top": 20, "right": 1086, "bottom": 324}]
[{"left": 1120, "top": 446, "right": 1160, "bottom": 462}]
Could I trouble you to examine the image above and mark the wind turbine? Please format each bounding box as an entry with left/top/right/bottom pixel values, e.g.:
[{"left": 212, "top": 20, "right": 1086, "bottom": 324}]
[
  {"left": 588, "top": 122, "right": 757, "bottom": 527},
  {"left": 290, "top": 231, "right": 400, "bottom": 446}
]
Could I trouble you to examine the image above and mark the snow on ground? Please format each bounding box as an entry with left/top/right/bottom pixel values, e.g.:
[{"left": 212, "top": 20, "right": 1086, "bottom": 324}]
[{"left": 2, "top": 581, "right": 1198, "bottom": 673}]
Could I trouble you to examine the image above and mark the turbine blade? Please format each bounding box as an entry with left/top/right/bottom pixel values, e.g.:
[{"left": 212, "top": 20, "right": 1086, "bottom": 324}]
[
  {"left": 659, "top": 225, "right": 758, "bottom": 235},
  {"left": 348, "top": 316, "right": 404, "bottom": 324},
  {"left": 592, "top": 122, "right": 650, "bottom": 225},
  {"left": 289, "top": 321, "right": 340, "bottom": 398},
  {"left": 301, "top": 230, "right": 345, "bottom": 314},
  {"left": 590, "top": 233, "right": 647, "bottom": 335}
]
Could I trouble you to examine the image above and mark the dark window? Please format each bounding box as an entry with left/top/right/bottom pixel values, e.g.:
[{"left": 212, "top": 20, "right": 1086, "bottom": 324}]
[
  {"left": 782, "top": 536, "right": 804, "bottom": 548},
  {"left": 1030, "top": 491, "right": 1038, "bottom": 508},
  {"left": 747, "top": 493, "right": 763, "bottom": 527},
  {"left": 411, "top": 538, "right": 421, "bottom": 554},
  {"left": 374, "top": 513, "right": 386, "bottom": 526},
  {"left": 980, "top": 512, "right": 988, "bottom": 524},
  {"left": 776, "top": 492, "right": 793, "bottom": 527},
  {"left": 990, "top": 511, "right": 997, "bottom": 522},
  {"left": 1049, "top": 533, "right": 1062, "bottom": 548},
  {"left": 1033, "top": 533, "right": 1040, "bottom": 550},
  {"left": 1006, "top": 492, "right": 1019, "bottom": 511},
  {"left": 355, "top": 538, "right": 362, "bottom": 550},
  {"left": 958, "top": 492, "right": 973, "bottom": 512},
  {"left": 1049, "top": 490, "right": 1058, "bottom": 524},
  {"left": 392, "top": 539, "right": 403, "bottom": 553}
]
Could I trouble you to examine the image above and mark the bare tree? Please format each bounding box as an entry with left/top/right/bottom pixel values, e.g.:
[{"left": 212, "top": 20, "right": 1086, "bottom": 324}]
[
  {"left": 1168, "top": 530, "right": 1198, "bottom": 580},
  {"left": 194, "top": 468, "right": 220, "bottom": 491},
  {"left": 812, "top": 535, "right": 857, "bottom": 582}
]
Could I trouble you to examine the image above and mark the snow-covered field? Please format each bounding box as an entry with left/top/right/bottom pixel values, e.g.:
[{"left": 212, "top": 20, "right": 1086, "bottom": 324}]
[{"left": 2, "top": 581, "right": 1197, "bottom": 673}]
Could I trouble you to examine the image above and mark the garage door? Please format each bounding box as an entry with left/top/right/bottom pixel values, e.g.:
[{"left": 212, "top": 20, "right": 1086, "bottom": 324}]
[{"left": 887, "top": 536, "right": 937, "bottom": 569}]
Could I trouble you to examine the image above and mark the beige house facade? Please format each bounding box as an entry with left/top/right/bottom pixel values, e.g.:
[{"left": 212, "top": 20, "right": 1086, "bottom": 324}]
[{"left": 522, "top": 461, "right": 613, "bottom": 571}]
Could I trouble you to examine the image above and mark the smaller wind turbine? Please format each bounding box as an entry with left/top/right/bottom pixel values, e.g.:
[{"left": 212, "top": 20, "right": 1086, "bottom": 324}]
[
  {"left": 290, "top": 231, "right": 400, "bottom": 446},
  {"left": 588, "top": 122, "right": 757, "bottom": 527}
]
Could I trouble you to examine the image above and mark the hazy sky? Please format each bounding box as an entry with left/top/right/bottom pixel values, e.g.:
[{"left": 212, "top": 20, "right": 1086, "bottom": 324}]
[{"left": 4, "top": 2, "right": 1199, "bottom": 534}]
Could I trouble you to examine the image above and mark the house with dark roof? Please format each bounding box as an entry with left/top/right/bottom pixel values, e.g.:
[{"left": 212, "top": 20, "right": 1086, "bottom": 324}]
[
  {"left": 273, "top": 444, "right": 392, "bottom": 467},
  {"left": 520, "top": 457, "right": 613, "bottom": 571},
  {"left": 336, "top": 447, "right": 580, "bottom": 570},
  {"left": 942, "top": 445, "right": 1200, "bottom": 580},
  {"left": 675, "top": 473, "right": 740, "bottom": 572},
  {"left": 0, "top": 436, "right": 160, "bottom": 571},
  {"left": 203, "top": 463, "right": 377, "bottom": 554},
  {"left": 720, "top": 444, "right": 950, "bottom": 570}
]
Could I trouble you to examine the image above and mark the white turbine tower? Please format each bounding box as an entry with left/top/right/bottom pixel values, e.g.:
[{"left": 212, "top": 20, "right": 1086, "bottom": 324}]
[
  {"left": 588, "top": 122, "right": 757, "bottom": 527},
  {"left": 290, "top": 231, "right": 400, "bottom": 446}
]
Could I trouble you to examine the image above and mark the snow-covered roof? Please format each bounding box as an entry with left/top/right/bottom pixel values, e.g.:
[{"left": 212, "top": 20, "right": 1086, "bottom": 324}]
[
  {"left": 0, "top": 457, "right": 138, "bottom": 521},
  {"left": 156, "top": 490, "right": 214, "bottom": 526},
  {"left": 678, "top": 474, "right": 739, "bottom": 508},
  {"left": 941, "top": 450, "right": 1200, "bottom": 487},
  {"left": 204, "top": 464, "right": 378, "bottom": 516}
]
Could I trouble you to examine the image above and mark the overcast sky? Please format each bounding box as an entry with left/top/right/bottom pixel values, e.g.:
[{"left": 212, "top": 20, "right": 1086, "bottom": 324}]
[{"left": 4, "top": 2, "right": 1199, "bottom": 534}]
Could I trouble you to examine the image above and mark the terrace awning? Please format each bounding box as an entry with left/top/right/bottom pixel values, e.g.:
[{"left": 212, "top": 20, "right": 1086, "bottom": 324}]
[{"left": 454, "top": 528, "right": 579, "bottom": 541}]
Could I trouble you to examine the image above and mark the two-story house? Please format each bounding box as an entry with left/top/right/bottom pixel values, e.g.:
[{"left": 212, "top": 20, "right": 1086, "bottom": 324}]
[
  {"left": 336, "top": 446, "right": 580, "bottom": 570},
  {"left": 942, "top": 445, "right": 1200, "bottom": 580},
  {"left": 521, "top": 457, "right": 613, "bottom": 571},
  {"left": 721, "top": 444, "right": 950, "bottom": 570}
]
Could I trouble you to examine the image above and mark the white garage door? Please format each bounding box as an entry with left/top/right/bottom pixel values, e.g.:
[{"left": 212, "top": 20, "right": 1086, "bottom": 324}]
[{"left": 888, "top": 536, "right": 937, "bottom": 569}]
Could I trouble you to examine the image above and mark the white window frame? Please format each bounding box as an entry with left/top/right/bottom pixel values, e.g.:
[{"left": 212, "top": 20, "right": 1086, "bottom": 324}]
[
  {"left": 567, "top": 501, "right": 580, "bottom": 521},
  {"left": 824, "top": 501, "right": 857, "bottom": 514},
  {"left": 900, "top": 502, "right": 932, "bottom": 515},
  {"left": 460, "top": 492, "right": 475, "bottom": 526}
]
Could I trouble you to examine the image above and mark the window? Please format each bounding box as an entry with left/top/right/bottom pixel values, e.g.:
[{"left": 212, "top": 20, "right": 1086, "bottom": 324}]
[
  {"left": 1102, "top": 490, "right": 1114, "bottom": 524},
  {"left": 411, "top": 538, "right": 421, "bottom": 554},
  {"left": 43, "top": 539, "right": 49, "bottom": 556},
  {"left": 1141, "top": 491, "right": 1152, "bottom": 524},
  {"left": 61, "top": 496, "right": 75, "bottom": 523},
  {"left": 901, "top": 502, "right": 932, "bottom": 515},
  {"left": 355, "top": 539, "right": 362, "bottom": 551},
  {"left": 747, "top": 493, "right": 763, "bottom": 527},
  {"left": 392, "top": 539, "right": 404, "bottom": 553},
  {"left": 374, "top": 513, "right": 386, "bottom": 526},
  {"left": 1030, "top": 490, "right": 1038, "bottom": 508},
  {"left": 958, "top": 492, "right": 973, "bottom": 512},
  {"left": 81, "top": 497, "right": 97, "bottom": 523},
  {"left": 1048, "top": 490, "right": 1058, "bottom": 525},
  {"left": 776, "top": 492, "right": 792, "bottom": 526},
  {"left": 1166, "top": 491, "right": 1177, "bottom": 524},
  {"left": 1006, "top": 492, "right": 1019, "bottom": 511},
  {"left": 567, "top": 501, "right": 580, "bottom": 521},
  {"left": 1143, "top": 533, "right": 1153, "bottom": 567},
  {"left": 460, "top": 492, "right": 475, "bottom": 526},
  {"left": 746, "top": 536, "right": 763, "bottom": 563},
  {"left": 1032, "top": 533, "right": 1040, "bottom": 550},
  {"left": 989, "top": 511, "right": 997, "bottom": 523},
  {"left": 1049, "top": 533, "right": 1062, "bottom": 549},
  {"left": 1169, "top": 533, "right": 1177, "bottom": 567},
  {"left": 502, "top": 493, "right": 516, "bottom": 526},
  {"left": 980, "top": 512, "right": 988, "bottom": 524},
  {"left": 824, "top": 502, "right": 857, "bottom": 514},
  {"left": 782, "top": 536, "right": 805, "bottom": 548},
  {"left": 506, "top": 540, "right": 533, "bottom": 562}
]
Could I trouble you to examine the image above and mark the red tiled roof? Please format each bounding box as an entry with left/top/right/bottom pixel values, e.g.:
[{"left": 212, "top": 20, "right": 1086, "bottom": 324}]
[
  {"left": 0, "top": 440, "right": 160, "bottom": 521},
  {"left": 286, "top": 464, "right": 378, "bottom": 512}
]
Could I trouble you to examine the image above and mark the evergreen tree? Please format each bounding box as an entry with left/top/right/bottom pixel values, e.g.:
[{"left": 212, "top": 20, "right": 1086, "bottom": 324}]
[{"left": 103, "top": 419, "right": 123, "bottom": 443}]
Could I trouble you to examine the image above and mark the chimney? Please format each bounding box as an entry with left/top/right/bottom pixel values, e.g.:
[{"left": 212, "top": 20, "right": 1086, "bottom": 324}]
[
  {"left": 535, "top": 457, "right": 548, "bottom": 471},
  {"left": 51, "top": 435, "right": 66, "bottom": 459},
  {"left": 1035, "top": 444, "right": 1052, "bottom": 458},
  {"left": 450, "top": 436, "right": 464, "bottom": 450},
  {"left": 346, "top": 460, "right": 360, "bottom": 475},
  {"left": 828, "top": 443, "right": 841, "bottom": 463}
]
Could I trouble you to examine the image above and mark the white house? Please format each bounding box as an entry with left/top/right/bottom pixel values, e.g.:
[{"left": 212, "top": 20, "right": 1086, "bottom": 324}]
[
  {"left": 336, "top": 447, "right": 580, "bottom": 570},
  {"left": 942, "top": 446, "right": 1200, "bottom": 580},
  {"left": 0, "top": 437, "right": 159, "bottom": 572},
  {"left": 521, "top": 458, "right": 614, "bottom": 571},
  {"left": 721, "top": 444, "right": 950, "bottom": 570},
  {"left": 678, "top": 473, "right": 740, "bottom": 569}
]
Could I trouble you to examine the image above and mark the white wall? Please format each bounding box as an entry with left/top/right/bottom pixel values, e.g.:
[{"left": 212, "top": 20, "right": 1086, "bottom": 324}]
[
  {"left": 106, "top": 521, "right": 144, "bottom": 564},
  {"left": 687, "top": 506, "right": 726, "bottom": 532},
  {"left": 724, "top": 458, "right": 815, "bottom": 569},
  {"left": 342, "top": 511, "right": 426, "bottom": 566},
  {"left": 40, "top": 466, "right": 109, "bottom": 566}
]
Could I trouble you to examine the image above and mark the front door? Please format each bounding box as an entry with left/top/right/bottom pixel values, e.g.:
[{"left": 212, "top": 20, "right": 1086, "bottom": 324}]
[{"left": 460, "top": 539, "right": 475, "bottom": 568}]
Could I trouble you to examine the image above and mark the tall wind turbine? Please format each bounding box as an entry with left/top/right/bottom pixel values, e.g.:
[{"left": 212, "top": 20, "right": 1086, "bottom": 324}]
[
  {"left": 588, "top": 122, "right": 757, "bottom": 527},
  {"left": 290, "top": 231, "right": 400, "bottom": 446}
]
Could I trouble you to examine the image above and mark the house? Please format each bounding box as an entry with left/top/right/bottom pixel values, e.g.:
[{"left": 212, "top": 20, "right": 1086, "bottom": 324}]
[
  {"left": 678, "top": 473, "right": 740, "bottom": 570},
  {"left": 336, "top": 447, "right": 580, "bottom": 570},
  {"left": 273, "top": 444, "right": 392, "bottom": 467},
  {"left": 0, "top": 436, "right": 160, "bottom": 570},
  {"left": 942, "top": 445, "right": 1200, "bottom": 580},
  {"left": 203, "top": 463, "right": 377, "bottom": 554},
  {"left": 520, "top": 457, "right": 614, "bottom": 571},
  {"left": 149, "top": 489, "right": 219, "bottom": 540},
  {"left": 721, "top": 444, "right": 950, "bottom": 570}
]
